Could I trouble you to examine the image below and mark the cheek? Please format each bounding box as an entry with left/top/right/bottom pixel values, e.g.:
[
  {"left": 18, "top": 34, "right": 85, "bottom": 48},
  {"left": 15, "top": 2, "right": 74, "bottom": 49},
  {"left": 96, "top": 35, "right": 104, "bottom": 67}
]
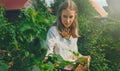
[{"left": 61, "top": 17, "right": 65, "bottom": 23}]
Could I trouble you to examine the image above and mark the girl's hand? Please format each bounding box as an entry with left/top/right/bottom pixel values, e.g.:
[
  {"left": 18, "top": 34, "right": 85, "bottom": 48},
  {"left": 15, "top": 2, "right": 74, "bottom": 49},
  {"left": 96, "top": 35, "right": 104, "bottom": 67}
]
[
  {"left": 75, "top": 55, "right": 91, "bottom": 71},
  {"left": 81, "top": 55, "right": 91, "bottom": 63},
  {"left": 81, "top": 55, "right": 91, "bottom": 70}
]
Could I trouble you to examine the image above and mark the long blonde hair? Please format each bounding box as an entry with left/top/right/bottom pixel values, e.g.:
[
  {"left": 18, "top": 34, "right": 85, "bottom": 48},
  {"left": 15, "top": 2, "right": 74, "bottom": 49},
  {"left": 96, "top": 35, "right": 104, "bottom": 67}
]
[{"left": 55, "top": 0, "right": 80, "bottom": 38}]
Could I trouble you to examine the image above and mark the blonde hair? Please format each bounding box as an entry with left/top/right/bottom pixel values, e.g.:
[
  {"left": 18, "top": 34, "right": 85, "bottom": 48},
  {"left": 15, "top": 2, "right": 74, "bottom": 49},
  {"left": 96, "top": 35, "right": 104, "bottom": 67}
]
[{"left": 55, "top": 0, "right": 80, "bottom": 38}]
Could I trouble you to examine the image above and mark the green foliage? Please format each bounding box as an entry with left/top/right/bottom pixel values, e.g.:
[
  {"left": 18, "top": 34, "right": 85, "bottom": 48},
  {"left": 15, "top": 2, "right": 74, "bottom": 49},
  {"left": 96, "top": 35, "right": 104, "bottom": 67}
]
[
  {"left": 0, "top": 61, "right": 8, "bottom": 71},
  {"left": 0, "top": 5, "right": 55, "bottom": 70},
  {"left": 100, "top": 19, "right": 120, "bottom": 71},
  {"left": 78, "top": 16, "right": 110, "bottom": 71},
  {"left": 78, "top": 14, "right": 120, "bottom": 71},
  {"left": 0, "top": 5, "right": 7, "bottom": 24},
  {"left": 30, "top": 0, "right": 47, "bottom": 11},
  {"left": 42, "top": 54, "right": 73, "bottom": 70},
  {"left": 0, "top": 0, "right": 120, "bottom": 71}
]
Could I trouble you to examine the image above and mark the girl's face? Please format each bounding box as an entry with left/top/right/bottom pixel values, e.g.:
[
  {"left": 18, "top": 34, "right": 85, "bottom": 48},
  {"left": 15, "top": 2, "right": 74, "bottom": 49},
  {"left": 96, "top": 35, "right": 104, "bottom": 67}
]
[{"left": 61, "top": 9, "right": 76, "bottom": 28}]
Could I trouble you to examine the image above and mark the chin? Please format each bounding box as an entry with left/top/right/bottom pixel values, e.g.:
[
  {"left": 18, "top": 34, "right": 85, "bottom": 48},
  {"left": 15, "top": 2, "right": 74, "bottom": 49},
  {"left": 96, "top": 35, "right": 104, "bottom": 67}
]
[
  {"left": 65, "top": 25, "right": 71, "bottom": 28},
  {"left": 65, "top": 26, "right": 70, "bottom": 28}
]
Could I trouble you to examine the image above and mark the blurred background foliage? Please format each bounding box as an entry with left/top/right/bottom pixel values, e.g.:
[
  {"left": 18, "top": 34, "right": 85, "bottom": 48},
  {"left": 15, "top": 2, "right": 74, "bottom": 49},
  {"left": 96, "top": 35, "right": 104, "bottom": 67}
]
[{"left": 0, "top": 0, "right": 120, "bottom": 71}]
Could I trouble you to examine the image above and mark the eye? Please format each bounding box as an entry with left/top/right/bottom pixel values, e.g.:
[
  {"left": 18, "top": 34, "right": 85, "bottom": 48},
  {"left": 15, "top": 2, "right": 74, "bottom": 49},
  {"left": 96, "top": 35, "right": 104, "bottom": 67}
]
[
  {"left": 63, "top": 15, "right": 67, "bottom": 18},
  {"left": 69, "top": 16, "right": 73, "bottom": 18}
]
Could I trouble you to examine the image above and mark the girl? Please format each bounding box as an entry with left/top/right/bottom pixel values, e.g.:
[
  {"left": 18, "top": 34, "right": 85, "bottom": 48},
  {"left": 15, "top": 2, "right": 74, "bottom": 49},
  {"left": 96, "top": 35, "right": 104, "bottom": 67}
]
[{"left": 45, "top": 0, "right": 90, "bottom": 70}]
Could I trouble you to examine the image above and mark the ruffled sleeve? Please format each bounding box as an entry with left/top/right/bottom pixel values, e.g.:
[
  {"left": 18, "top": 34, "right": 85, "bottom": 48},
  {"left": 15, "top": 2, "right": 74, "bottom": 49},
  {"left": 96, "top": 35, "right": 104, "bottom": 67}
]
[{"left": 45, "top": 26, "right": 59, "bottom": 57}]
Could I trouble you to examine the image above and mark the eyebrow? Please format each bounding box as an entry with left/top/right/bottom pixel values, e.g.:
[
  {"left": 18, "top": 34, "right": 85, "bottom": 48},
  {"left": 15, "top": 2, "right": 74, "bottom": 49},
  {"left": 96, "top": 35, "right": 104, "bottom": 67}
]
[
  {"left": 63, "top": 15, "right": 74, "bottom": 18},
  {"left": 63, "top": 15, "right": 67, "bottom": 18}
]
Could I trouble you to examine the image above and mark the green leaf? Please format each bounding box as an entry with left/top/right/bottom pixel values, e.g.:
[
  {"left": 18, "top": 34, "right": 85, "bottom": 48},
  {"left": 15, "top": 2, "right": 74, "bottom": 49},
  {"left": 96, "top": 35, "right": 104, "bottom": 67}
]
[
  {"left": 75, "top": 57, "right": 88, "bottom": 66},
  {"left": 32, "top": 65, "right": 40, "bottom": 71},
  {"left": 25, "top": 51, "right": 30, "bottom": 57},
  {"left": 69, "top": 50, "right": 79, "bottom": 56},
  {"left": 0, "top": 62, "right": 8, "bottom": 71}
]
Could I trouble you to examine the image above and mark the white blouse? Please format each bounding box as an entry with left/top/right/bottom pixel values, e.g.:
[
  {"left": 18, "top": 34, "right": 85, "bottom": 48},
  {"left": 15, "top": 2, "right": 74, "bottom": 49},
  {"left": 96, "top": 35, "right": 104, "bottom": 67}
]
[{"left": 46, "top": 26, "right": 82, "bottom": 62}]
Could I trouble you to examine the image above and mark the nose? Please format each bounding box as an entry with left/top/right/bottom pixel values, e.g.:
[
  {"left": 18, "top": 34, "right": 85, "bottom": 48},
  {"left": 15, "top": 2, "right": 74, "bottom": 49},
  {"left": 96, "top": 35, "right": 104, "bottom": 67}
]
[{"left": 66, "top": 18, "right": 70, "bottom": 23}]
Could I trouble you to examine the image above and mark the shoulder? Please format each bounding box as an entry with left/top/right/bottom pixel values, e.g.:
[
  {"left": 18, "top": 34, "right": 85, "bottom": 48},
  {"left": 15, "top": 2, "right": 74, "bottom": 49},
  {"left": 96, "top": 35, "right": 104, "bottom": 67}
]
[
  {"left": 46, "top": 26, "right": 60, "bottom": 39},
  {"left": 47, "top": 26, "right": 60, "bottom": 36},
  {"left": 48, "top": 26, "right": 58, "bottom": 33}
]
